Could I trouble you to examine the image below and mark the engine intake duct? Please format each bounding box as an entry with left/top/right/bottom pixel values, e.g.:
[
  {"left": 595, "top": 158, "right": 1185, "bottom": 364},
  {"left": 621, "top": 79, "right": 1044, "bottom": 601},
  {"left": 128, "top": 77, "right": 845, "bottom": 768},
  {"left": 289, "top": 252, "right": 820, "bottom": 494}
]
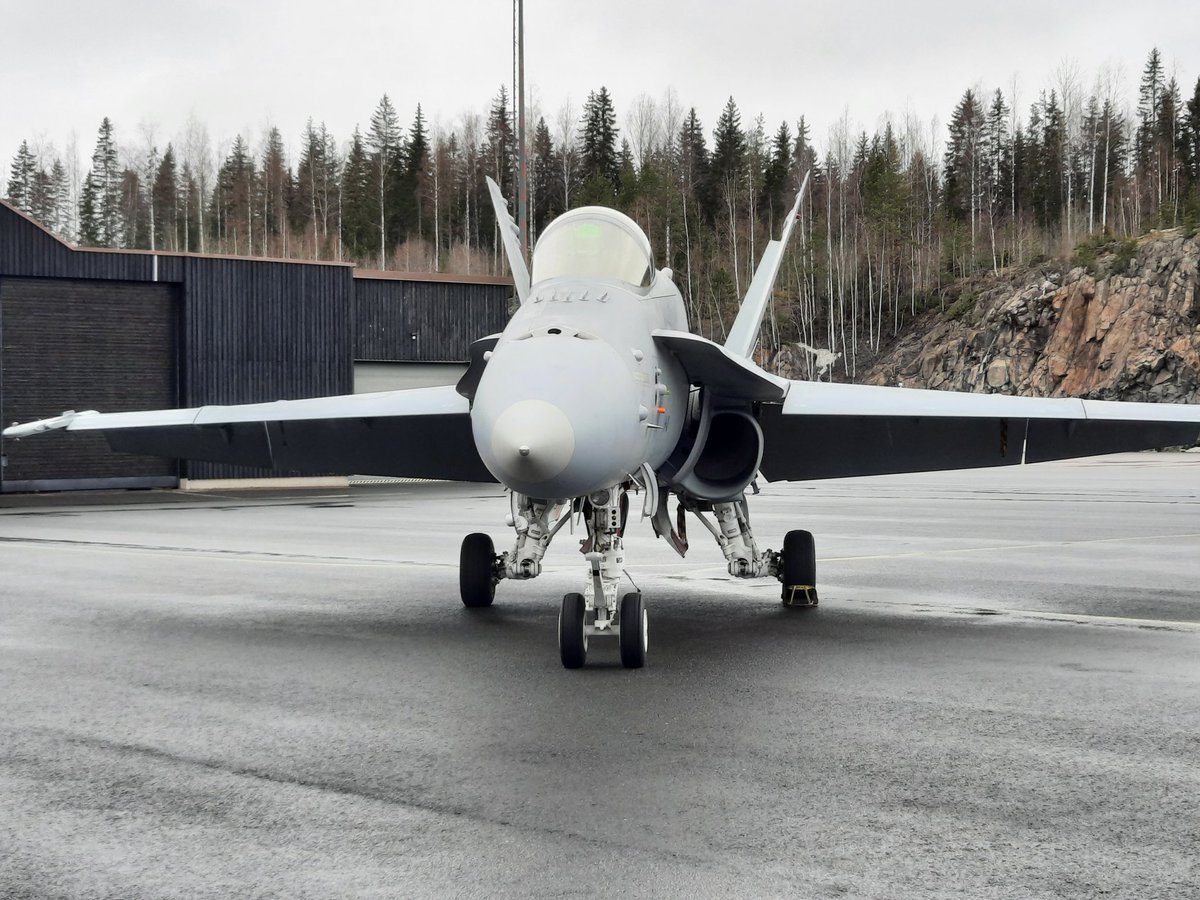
[{"left": 660, "top": 393, "right": 763, "bottom": 502}]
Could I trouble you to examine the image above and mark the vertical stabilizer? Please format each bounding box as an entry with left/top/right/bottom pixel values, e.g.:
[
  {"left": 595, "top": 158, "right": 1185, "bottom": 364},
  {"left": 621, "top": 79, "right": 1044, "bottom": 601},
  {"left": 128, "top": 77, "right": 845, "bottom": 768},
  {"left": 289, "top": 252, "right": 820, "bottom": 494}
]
[
  {"left": 724, "top": 170, "right": 811, "bottom": 359},
  {"left": 486, "top": 177, "right": 531, "bottom": 304}
]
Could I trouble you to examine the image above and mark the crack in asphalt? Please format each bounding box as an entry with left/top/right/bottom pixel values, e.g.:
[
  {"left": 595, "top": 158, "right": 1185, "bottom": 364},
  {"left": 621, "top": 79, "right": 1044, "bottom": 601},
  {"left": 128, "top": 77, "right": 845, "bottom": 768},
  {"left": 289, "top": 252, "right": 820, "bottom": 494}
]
[
  {"left": 50, "top": 731, "right": 728, "bottom": 874},
  {"left": 0, "top": 535, "right": 440, "bottom": 567}
]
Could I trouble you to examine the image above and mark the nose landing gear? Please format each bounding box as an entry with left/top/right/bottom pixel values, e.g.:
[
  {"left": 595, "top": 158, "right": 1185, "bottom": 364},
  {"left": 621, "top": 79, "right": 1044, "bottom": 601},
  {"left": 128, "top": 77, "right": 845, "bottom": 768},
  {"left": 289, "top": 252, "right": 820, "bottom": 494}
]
[
  {"left": 557, "top": 589, "right": 647, "bottom": 670},
  {"left": 557, "top": 486, "right": 647, "bottom": 669}
]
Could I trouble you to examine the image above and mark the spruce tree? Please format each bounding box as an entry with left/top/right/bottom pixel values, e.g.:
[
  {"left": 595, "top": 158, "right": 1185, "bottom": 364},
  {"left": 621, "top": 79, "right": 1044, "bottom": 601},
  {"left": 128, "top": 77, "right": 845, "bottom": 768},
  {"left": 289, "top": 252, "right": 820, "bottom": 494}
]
[
  {"left": 49, "top": 158, "right": 69, "bottom": 236},
  {"left": 711, "top": 96, "right": 746, "bottom": 199},
  {"left": 7, "top": 140, "right": 37, "bottom": 212},
  {"left": 678, "top": 107, "right": 711, "bottom": 219},
  {"left": 1184, "top": 78, "right": 1200, "bottom": 182},
  {"left": 578, "top": 87, "right": 619, "bottom": 201},
  {"left": 153, "top": 145, "right": 178, "bottom": 250},
  {"left": 368, "top": 94, "right": 401, "bottom": 266},
  {"left": 1137, "top": 47, "right": 1167, "bottom": 209},
  {"left": 87, "top": 118, "right": 121, "bottom": 247},
  {"left": 760, "top": 121, "right": 792, "bottom": 228},
  {"left": 259, "top": 127, "right": 289, "bottom": 251},
  {"left": 943, "top": 90, "right": 985, "bottom": 224},
  {"left": 530, "top": 116, "right": 557, "bottom": 235},
  {"left": 340, "top": 128, "right": 374, "bottom": 262},
  {"left": 29, "top": 167, "right": 55, "bottom": 226},
  {"left": 78, "top": 171, "right": 100, "bottom": 245},
  {"left": 402, "top": 104, "right": 429, "bottom": 240}
]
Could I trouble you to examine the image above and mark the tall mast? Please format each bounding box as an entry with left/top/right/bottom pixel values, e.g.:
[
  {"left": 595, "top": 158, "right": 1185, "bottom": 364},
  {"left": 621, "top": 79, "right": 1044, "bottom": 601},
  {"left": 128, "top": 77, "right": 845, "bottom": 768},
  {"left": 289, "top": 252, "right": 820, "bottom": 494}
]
[{"left": 516, "top": 0, "right": 528, "bottom": 260}]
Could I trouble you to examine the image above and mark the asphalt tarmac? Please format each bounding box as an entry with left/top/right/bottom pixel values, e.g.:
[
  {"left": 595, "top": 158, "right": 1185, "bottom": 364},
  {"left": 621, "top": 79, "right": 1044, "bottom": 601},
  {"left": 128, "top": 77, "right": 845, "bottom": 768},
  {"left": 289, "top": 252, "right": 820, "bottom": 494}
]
[{"left": 1, "top": 453, "right": 1198, "bottom": 899}]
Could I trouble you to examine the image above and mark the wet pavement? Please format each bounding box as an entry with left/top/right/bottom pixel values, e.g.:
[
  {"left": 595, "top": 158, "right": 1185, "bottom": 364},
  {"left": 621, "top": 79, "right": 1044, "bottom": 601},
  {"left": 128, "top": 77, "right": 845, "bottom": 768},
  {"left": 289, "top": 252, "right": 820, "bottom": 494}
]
[{"left": 1, "top": 453, "right": 1198, "bottom": 898}]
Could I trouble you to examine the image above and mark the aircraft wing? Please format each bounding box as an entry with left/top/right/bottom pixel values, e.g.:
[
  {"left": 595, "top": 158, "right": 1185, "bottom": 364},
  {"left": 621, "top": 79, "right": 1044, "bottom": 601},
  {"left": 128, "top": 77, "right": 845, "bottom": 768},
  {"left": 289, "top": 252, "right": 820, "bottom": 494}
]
[
  {"left": 759, "top": 380, "right": 1200, "bottom": 481},
  {"left": 1, "top": 386, "right": 496, "bottom": 482}
]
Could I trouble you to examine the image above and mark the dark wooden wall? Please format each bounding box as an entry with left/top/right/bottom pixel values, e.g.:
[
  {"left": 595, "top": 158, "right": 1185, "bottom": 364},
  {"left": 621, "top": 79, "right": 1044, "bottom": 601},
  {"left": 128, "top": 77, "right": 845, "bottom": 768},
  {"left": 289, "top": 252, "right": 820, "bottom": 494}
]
[
  {"left": 0, "top": 201, "right": 511, "bottom": 488},
  {"left": 0, "top": 278, "right": 179, "bottom": 490},
  {"left": 354, "top": 275, "right": 510, "bottom": 362}
]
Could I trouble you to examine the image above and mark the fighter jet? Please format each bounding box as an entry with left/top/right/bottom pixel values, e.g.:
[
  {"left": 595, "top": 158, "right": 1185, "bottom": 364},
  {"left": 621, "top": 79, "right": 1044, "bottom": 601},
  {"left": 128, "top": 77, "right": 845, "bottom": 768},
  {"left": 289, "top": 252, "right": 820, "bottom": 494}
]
[{"left": 6, "top": 175, "right": 1200, "bottom": 669}]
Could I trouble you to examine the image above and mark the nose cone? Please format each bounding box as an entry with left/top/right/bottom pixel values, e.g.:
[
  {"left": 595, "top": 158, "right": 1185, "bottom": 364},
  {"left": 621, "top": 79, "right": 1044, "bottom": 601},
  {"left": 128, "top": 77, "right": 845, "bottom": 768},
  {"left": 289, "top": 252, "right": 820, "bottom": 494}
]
[
  {"left": 489, "top": 400, "right": 575, "bottom": 484},
  {"left": 471, "top": 334, "right": 644, "bottom": 498}
]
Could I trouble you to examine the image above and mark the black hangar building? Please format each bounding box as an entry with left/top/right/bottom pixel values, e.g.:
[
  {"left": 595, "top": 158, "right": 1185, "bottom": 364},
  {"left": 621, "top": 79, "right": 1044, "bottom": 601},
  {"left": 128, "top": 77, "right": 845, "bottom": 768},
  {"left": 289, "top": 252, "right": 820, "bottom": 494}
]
[{"left": 0, "top": 200, "right": 510, "bottom": 493}]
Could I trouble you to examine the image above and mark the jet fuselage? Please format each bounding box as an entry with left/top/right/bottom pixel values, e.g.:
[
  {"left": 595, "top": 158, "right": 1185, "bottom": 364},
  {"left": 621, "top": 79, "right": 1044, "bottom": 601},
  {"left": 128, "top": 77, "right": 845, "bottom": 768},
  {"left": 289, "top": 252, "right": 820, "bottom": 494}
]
[{"left": 470, "top": 272, "right": 690, "bottom": 499}]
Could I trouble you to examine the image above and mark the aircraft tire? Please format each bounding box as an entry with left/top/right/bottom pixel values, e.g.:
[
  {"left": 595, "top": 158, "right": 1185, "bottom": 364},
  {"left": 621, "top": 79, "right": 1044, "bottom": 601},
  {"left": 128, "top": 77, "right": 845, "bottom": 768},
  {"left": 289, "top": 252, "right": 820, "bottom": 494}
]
[
  {"left": 559, "top": 592, "right": 588, "bottom": 668},
  {"left": 460, "top": 533, "right": 497, "bottom": 608},
  {"left": 781, "top": 529, "right": 818, "bottom": 607},
  {"left": 619, "top": 591, "right": 648, "bottom": 669}
]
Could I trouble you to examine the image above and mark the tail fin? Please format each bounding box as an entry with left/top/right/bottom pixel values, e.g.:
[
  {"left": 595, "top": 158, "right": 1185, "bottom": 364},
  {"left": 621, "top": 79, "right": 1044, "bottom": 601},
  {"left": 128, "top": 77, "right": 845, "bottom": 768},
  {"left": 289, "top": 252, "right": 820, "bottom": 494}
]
[
  {"left": 485, "top": 177, "right": 531, "bottom": 304},
  {"left": 724, "top": 170, "right": 811, "bottom": 359}
]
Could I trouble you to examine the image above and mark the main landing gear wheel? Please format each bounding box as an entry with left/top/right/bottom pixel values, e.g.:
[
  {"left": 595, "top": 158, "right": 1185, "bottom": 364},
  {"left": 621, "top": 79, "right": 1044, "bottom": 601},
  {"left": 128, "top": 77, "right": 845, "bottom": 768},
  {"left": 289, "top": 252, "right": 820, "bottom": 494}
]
[
  {"left": 559, "top": 592, "right": 588, "bottom": 669},
  {"left": 619, "top": 591, "right": 648, "bottom": 669},
  {"left": 781, "top": 529, "right": 818, "bottom": 607},
  {"left": 460, "top": 533, "right": 497, "bottom": 608}
]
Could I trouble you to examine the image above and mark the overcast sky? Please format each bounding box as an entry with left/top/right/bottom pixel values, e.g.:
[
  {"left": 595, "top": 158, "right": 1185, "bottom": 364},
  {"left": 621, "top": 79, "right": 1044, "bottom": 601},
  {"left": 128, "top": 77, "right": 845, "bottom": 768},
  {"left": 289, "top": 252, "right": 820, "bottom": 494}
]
[{"left": 3, "top": 0, "right": 1198, "bottom": 176}]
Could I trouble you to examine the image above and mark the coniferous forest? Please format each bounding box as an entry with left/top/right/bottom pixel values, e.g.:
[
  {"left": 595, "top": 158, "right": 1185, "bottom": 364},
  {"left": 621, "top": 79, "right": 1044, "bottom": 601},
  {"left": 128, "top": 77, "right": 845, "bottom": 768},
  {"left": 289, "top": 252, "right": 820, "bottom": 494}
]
[{"left": 5, "top": 49, "right": 1200, "bottom": 378}]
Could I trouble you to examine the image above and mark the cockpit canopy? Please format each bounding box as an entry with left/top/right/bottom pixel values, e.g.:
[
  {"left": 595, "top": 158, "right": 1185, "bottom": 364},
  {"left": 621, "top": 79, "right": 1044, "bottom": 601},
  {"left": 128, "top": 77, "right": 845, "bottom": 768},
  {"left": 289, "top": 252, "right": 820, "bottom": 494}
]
[{"left": 530, "top": 207, "right": 654, "bottom": 288}]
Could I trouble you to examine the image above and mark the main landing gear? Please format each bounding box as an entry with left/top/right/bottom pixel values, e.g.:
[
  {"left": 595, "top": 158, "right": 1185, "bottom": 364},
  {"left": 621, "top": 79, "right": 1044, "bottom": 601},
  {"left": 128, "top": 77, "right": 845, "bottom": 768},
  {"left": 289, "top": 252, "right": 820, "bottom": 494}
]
[{"left": 459, "top": 487, "right": 817, "bottom": 670}]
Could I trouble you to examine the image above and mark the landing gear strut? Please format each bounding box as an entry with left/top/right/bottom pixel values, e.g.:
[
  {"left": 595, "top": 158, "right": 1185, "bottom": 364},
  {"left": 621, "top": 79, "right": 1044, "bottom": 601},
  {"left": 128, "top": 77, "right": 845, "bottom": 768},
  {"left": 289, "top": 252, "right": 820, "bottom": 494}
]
[
  {"left": 683, "top": 497, "right": 819, "bottom": 607},
  {"left": 459, "top": 485, "right": 817, "bottom": 669}
]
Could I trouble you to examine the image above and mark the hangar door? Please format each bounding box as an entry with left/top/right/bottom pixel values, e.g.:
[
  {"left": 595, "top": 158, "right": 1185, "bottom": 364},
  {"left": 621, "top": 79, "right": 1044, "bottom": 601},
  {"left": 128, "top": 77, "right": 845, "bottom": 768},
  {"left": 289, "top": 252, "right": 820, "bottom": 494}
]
[{"left": 0, "top": 278, "right": 179, "bottom": 492}]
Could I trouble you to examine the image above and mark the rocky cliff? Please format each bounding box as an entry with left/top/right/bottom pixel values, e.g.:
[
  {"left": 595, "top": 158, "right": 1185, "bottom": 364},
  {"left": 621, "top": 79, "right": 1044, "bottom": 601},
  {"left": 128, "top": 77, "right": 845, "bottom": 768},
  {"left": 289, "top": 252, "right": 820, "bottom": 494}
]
[{"left": 778, "top": 231, "right": 1200, "bottom": 404}]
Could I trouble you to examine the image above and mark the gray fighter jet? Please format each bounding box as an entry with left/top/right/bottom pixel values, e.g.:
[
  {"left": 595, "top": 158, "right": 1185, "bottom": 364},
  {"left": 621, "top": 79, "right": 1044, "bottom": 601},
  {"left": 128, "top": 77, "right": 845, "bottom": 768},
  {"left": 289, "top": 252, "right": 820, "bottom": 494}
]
[{"left": 6, "top": 175, "right": 1200, "bottom": 668}]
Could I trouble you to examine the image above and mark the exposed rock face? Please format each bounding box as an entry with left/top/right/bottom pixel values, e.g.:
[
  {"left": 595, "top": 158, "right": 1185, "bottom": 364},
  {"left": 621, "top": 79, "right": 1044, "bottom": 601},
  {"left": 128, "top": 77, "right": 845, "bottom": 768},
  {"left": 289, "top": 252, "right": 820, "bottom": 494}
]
[{"left": 828, "top": 232, "right": 1200, "bottom": 403}]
